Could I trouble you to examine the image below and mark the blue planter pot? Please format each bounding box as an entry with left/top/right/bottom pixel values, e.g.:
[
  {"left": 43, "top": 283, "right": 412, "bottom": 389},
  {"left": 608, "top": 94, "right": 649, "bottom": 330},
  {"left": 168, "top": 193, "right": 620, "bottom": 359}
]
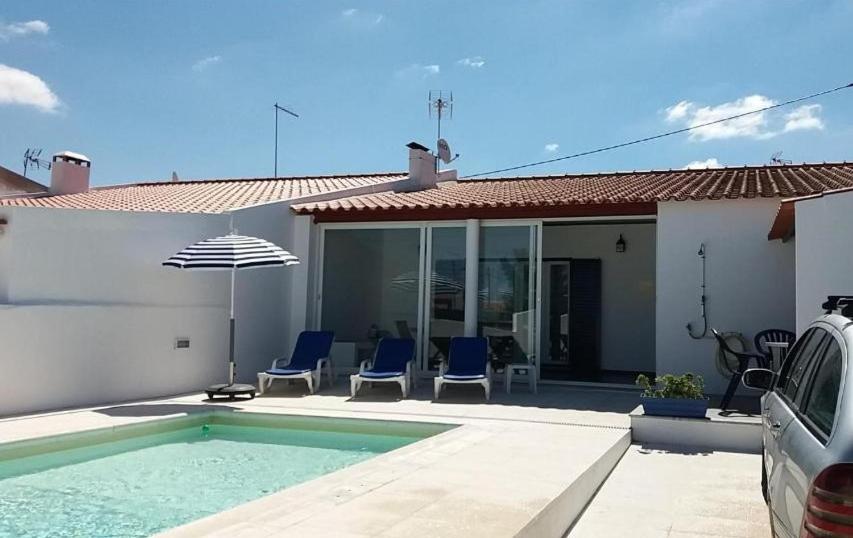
[{"left": 641, "top": 396, "right": 709, "bottom": 418}]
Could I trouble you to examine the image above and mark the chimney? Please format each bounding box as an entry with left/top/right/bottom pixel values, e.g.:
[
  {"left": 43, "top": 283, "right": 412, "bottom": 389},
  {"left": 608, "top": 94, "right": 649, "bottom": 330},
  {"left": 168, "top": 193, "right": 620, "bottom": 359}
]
[
  {"left": 50, "top": 151, "right": 91, "bottom": 195},
  {"left": 400, "top": 141, "right": 437, "bottom": 192}
]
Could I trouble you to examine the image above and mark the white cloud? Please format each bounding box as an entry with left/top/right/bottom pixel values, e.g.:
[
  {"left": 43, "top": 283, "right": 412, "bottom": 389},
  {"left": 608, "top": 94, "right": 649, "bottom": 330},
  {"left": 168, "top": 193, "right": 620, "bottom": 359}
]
[
  {"left": 784, "top": 104, "right": 824, "bottom": 132},
  {"left": 457, "top": 56, "right": 485, "bottom": 68},
  {"left": 395, "top": 63, "right": 440, "bottom": 80},
  {"left": 0, "top": 20, "right": 49, "bottom": 41},
  {"left": 684, "top": 158, "right": 721, "bottom": 169},
  {"left": 0, "top": 64, "right": 60, "bottom": 112},
  {"left": 192, "top": 55, "right": 221, "bottom": 72},
  {"left": 544, "top": 143, "right": 559, "bottom": 153},
  {"left": 341, "top": 8, "right": 384, "bottom": 26},
  {"left": 663, "top": 94, "right": 824, "bottom": 141},
  {"left": 665, "top": 95, "right": 777, "bottom": 141},
  {"left": 664, "top": 100, "right": 691, "bottom": 122}
]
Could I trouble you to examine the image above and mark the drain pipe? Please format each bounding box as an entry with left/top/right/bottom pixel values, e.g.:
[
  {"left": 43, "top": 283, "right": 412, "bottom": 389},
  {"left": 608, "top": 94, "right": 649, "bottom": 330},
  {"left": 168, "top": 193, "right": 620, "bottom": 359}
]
[{"left": 687, "top": 243, "right": 708, "bottom": 339}]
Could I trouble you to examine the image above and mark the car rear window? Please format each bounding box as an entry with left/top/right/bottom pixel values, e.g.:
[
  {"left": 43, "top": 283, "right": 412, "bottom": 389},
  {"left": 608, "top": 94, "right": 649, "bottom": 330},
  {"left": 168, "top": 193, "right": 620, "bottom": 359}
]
[{"left": 801, "top": 339, "right": 843, "bottom": 440}]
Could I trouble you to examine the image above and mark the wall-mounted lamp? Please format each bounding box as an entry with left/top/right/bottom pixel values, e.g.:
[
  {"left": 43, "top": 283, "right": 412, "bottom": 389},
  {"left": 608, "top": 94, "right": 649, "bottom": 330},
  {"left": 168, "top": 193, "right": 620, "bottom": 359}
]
[{"left": 615, "top": 234, "right": 626, "bottom": 253}]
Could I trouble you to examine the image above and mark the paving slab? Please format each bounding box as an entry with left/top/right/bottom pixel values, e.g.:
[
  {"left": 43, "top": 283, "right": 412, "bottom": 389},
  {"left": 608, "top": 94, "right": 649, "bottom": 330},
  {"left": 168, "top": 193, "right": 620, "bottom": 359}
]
[{"left": 567, "top": 444, "right": 770, "bottom": 538}]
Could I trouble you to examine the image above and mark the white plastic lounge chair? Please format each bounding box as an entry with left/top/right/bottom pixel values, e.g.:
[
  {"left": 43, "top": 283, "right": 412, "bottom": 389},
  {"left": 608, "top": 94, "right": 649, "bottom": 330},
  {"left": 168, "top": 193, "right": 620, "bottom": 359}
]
[
  {"left": 434, "top": 336, "right": 491, "bottom": 400},
  {"left": 257, "top": 331, "right": 334, "bottom": 394},
  {"left": 350, "top": 338, "right": 416, "bottom": 398}
]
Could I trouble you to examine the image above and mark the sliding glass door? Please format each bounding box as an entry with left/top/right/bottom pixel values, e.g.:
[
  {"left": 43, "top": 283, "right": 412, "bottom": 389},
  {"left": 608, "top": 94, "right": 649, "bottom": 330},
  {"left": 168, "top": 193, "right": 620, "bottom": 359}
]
[
  {"left": 478, "top": 225, "right": 538, "bottom": 368},
  {"left": 320, "top": 227, "right": 422, "bottom": 369},
  {"left": 319, "top": 221, "right": 541, "bottom": 376},
  {"left": 423, "top": 226, "right": 466, "bottom": 371}
]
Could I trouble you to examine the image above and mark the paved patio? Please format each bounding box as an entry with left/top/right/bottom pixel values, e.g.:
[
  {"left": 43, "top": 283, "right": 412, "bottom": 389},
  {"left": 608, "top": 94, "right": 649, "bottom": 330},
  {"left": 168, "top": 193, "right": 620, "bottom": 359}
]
[
  {"left": 0, "top": 383, "right": 638, "bottom": 537},
  {"left": 568, "top": 444, "right": 770, "bottom": 537},
  {"left": 0, "top": 382, "right": 770, "bottom": 537}
]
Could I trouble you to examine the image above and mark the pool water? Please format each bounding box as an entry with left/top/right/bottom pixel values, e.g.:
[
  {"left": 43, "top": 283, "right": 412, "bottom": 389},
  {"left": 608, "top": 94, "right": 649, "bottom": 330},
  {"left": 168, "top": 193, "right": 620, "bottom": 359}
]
[{"left": 0, "top": 416, "right": 437, "bottom": 537}]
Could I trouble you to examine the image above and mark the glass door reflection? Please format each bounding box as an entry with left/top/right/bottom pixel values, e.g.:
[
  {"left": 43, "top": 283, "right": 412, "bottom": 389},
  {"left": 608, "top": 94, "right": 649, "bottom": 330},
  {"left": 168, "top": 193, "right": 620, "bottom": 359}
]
[
  {"left": 424, "top": 227, "right": 466, "bottom": 371},
  {"left": 478, "top": 225, "right": 537, "bottom": 371}
]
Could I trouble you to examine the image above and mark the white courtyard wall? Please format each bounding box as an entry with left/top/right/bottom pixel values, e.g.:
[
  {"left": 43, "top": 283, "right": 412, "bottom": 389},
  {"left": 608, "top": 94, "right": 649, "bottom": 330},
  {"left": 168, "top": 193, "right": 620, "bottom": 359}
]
[
  {"left": 656, "top": 198, "right": 796, "bottom": 394},
  {"left": 794, "top": 191, "right": 853, "bottom": 333},
  {"left": 0, "top": 206, "right": 230, "bottom": 416}
]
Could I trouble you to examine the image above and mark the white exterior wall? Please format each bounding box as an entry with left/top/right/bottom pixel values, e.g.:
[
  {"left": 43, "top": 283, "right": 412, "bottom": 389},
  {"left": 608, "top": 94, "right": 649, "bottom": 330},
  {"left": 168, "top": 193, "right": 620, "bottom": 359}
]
[
  {"left": 0, "top": 206, "right": 231, "bottom": 416},
  {"left": 0, "top": 179, "right": 401, "bottom": 416},
  {"left": 656, "top": 198, "right": 795, "bottom": 394},
  {"left": 0, "top": 202, "right": 315, "bottom": 416},
  {"left": 794, "top": 191, "right": 853, "bottom": 333},
  {"left": 228, "top": 202, "right": 293, "bottom": 382}
]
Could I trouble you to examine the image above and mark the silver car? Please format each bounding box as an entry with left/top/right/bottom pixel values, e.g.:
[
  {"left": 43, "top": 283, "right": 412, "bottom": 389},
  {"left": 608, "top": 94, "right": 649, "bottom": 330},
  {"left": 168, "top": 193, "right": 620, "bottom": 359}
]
[{"left": 743, "top": 298, "right": 853, "bottom": 538}]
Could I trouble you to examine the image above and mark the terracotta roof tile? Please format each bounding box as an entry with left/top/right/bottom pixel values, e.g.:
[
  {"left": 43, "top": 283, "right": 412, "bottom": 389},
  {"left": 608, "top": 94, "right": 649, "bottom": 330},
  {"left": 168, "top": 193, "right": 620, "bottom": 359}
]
[
  {"left": 0, "top": 173, "right": 406, "bottom": 214},
  {"left": 293, "top": 162, "right": 853, "bottom": 219}
]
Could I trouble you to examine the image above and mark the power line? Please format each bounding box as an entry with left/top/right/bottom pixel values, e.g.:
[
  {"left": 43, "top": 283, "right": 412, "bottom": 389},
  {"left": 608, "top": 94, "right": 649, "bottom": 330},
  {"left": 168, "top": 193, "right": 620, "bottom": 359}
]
[{"left": 461, "top": 81, "right": 853, "bottom": 179}]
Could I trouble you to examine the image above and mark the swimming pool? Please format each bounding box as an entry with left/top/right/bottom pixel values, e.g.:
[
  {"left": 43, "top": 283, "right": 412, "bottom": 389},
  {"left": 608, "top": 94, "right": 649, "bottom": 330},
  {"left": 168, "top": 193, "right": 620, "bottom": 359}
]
[{"left": 0, "top": 412, "right": 451, "bottom": 537}]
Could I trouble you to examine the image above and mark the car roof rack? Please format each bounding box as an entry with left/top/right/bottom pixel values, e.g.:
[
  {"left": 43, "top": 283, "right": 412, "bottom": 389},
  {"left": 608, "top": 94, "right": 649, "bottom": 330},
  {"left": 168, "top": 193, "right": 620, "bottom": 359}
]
[{"left": 822, "top": 296, "right": 853, "bottom": 317}]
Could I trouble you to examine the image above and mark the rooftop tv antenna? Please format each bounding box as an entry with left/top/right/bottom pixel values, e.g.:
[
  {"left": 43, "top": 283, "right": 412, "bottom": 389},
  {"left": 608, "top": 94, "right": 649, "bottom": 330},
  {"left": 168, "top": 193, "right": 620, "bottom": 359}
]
[
  {"left": 429, "top": 91, "right": 459, "bottom": 170},
  {"left": 770, "top": 151, "right": 792, "bottom": 165},
  {"left": 274, "top": 103, "right": 299, "bottom": 177},
  {"left": 23, "top": 148, "right": 51, "bottom": 177},
  {"left": 429, "top": 91, "right": 453, "bottom": 146}
]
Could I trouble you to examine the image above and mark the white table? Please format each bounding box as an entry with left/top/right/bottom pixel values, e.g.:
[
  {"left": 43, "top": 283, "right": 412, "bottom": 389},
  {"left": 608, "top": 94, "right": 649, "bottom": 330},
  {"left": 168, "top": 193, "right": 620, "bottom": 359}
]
[{"left": 505, "top": 363, "right": 537, "bottom": 394}]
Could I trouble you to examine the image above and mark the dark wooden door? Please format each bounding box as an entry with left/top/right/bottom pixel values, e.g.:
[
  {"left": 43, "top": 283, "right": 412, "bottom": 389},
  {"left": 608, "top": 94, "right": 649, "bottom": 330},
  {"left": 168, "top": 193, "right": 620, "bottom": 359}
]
[{"left": 568, "top": 259, "right": 602, "bottom": 380}]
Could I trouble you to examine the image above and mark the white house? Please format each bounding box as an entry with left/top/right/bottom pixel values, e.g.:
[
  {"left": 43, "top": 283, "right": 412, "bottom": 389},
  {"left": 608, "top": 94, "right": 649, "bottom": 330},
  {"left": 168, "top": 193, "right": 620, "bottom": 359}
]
[{"left": 2, "top": 146, "right": 851, "bottom": 416}]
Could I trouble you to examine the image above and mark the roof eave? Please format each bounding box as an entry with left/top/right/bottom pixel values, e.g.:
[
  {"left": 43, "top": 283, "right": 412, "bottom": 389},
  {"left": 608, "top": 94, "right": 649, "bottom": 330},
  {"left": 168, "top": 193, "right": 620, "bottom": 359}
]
[{"left": 304, "top": 201, "right": 658, "bottom": 223}]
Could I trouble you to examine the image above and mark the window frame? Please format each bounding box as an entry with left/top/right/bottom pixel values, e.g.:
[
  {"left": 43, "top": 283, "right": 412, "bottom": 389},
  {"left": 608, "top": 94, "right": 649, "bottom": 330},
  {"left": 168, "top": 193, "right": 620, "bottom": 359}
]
[
  {"left": 775, "top": 327, "right": 829, "bottom": 409},
  {"left": 775, "top": 329, "right": 812, "bottom": 391},
  {"left": 797, "top": 331, "right": 846, "bottom": 445}
]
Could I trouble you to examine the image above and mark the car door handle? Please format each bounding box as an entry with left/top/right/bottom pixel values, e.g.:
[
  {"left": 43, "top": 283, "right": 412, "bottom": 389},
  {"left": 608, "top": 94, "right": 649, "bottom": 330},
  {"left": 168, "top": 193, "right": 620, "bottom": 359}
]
[{"left": 769, "top": 421, "right": 782, "bottom": 430}]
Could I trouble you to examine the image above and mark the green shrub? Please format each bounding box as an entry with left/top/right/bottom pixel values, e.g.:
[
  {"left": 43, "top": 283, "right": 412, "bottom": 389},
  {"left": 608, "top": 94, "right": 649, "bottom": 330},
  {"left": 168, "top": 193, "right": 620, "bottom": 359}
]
[{"left": 636, "top": 373, "right": 706, "bottom": 400}]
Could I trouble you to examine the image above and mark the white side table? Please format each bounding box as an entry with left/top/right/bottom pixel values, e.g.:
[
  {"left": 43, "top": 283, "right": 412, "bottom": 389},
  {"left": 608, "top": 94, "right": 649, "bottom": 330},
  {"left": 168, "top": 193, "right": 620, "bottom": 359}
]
[{"left": 505, "top": 363, "right": 537, "bottom": 394}]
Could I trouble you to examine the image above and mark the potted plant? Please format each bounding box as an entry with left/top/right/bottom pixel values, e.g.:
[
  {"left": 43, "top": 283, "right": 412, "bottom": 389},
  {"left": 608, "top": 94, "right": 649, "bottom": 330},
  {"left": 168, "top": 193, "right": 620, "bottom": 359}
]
[{"left": 636, "top": 373, "right": 709, "bottom": 418}]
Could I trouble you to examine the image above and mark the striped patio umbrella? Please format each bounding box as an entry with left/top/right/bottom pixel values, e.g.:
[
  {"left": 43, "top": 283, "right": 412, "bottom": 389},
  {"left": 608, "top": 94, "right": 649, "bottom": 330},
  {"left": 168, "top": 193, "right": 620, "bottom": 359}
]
[{"left": 163, "top": 234, "right": 299, "bottom": 387}]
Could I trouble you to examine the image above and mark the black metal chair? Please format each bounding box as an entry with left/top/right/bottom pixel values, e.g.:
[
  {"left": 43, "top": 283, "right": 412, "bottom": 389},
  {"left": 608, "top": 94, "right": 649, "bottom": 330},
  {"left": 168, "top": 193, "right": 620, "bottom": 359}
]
[
  {"left": 712, "top": 329, "right": 768, "bottom": 411},
  {"left": 754, "top": 329, "right": 796, "bottom": 368}
]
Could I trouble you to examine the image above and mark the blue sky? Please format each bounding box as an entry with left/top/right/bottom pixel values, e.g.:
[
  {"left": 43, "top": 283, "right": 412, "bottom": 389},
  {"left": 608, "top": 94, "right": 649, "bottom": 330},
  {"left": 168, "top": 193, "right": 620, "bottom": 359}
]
[{"left": 1, "top": 1, "right": 852, "bottom": 186}]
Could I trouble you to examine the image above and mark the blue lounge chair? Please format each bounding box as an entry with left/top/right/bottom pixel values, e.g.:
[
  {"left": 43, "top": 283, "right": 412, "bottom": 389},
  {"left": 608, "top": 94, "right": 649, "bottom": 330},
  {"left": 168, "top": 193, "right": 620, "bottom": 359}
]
[
  {"left": 257, "top": 331, "right": 335, "bottom": 394},
  {"left": 434, "top": 336, "right": 491, "bottom": 400},
  {"left": 350, "top": 338, "right": 416, "bottom": 398}
]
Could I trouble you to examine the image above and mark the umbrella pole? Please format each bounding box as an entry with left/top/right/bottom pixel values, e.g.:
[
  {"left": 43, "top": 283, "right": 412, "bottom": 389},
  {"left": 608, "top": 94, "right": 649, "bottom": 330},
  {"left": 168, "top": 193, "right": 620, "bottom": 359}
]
[{"left": 228, "top": 267, "right": 236, "bottom": 385}]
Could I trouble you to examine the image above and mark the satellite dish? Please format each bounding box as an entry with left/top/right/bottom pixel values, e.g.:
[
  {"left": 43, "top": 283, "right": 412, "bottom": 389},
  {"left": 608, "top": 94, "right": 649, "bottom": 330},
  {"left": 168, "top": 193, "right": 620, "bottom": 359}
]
[{"left": 438, "top": 138, "right": 452, "bottom": 164}]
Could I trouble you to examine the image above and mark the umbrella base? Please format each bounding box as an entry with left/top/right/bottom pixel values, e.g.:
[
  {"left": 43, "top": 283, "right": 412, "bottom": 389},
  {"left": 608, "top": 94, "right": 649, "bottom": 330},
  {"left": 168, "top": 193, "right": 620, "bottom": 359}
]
[{"left": 205, "top": 383, "right": 256, "bottom": 400}]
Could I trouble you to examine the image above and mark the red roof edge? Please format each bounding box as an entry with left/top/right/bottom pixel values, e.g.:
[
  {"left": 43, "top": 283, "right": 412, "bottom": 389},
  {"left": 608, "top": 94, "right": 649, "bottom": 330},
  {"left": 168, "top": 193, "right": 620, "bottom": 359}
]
[
  {"left": 131, "top": 171, "right": 407, "bottom": 187},
  {"left": 310, "top": 201, "right": 657, "bottom": 223},
  {"left": 767, "top": 185, "right": 853, "bottom": 241},
  {"left": 767, "top": 200, "right": 795, "bottom": 241}
]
